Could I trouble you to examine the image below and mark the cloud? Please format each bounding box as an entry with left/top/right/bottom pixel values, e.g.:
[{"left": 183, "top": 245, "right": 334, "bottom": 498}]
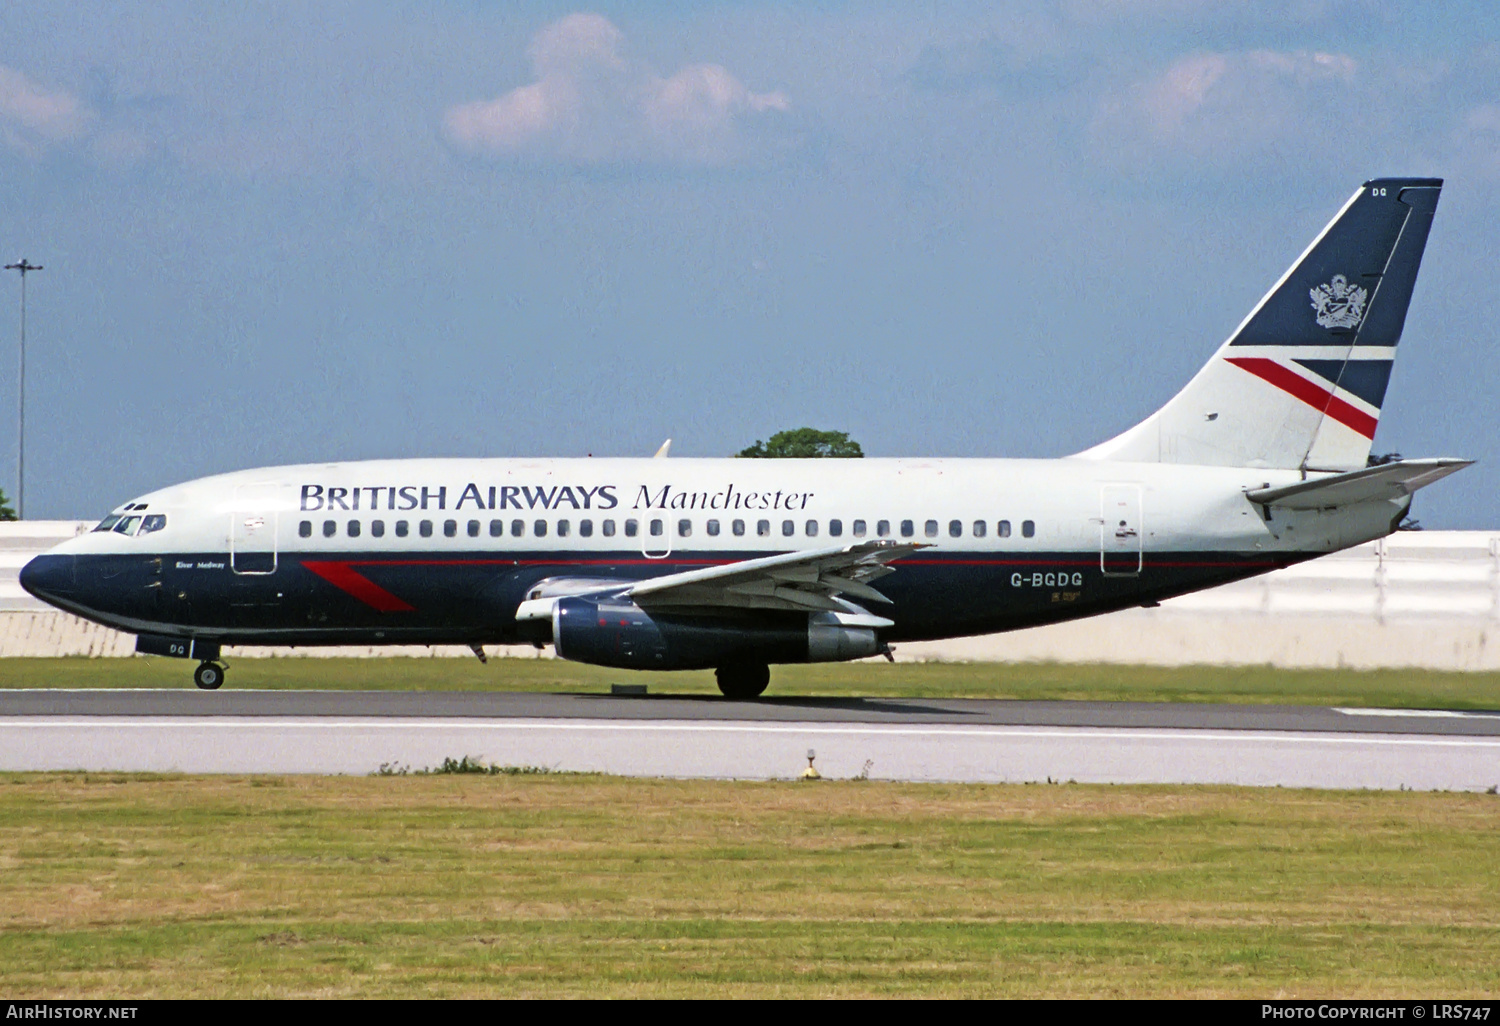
[
  {"left": 0, "top": 65, "right": 94, "bottom": 156},
  {"left": 443, "top": 13, "right": 799, "bottom": 167},
  {"left": 1087, "top": 49, "right": 1363, "bottom": 170}
]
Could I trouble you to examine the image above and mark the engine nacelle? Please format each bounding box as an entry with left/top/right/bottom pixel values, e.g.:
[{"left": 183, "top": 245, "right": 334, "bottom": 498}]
[
  {"left": 807, "top": 613, "right": 880, "bottom": 661},
  {"left": 549, "top": 597, "right": 881, "bottom": 670}
]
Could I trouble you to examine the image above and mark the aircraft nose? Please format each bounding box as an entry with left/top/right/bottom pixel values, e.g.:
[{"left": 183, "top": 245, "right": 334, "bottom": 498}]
[{"left": 19, "top": 553, "right": 76, "bottom": 602}]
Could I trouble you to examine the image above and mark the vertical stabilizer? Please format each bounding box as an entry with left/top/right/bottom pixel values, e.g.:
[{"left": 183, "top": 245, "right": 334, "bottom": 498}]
[{"left": 1078, "top": 178, "right": 1441, "bottom": 470}]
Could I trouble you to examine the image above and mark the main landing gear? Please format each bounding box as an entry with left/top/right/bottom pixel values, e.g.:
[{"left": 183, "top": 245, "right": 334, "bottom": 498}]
[
  {"left": 194, "top": 661, "right": 226, "bottom": 691},
  {"left": 715, "top": 661, "right": 770, "bottom": 700}
]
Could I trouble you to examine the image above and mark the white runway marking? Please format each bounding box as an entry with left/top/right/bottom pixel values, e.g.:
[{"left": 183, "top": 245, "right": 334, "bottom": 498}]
[
  {"left": 2, "top": 717, "right": 1497, "bottom": 790},
  {"left": 1334, "top": 707, "right": 1500, "bottom": 720}
]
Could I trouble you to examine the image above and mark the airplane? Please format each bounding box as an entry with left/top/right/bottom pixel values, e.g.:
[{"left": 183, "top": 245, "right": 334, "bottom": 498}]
[{"left": 21, "top": 177, "right": 1470, "bottom": 696}]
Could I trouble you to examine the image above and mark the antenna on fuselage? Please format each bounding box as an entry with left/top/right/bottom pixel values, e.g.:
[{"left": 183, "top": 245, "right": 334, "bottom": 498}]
[{"left": 652, "top": 438, "right": 672, "bottom": 458}]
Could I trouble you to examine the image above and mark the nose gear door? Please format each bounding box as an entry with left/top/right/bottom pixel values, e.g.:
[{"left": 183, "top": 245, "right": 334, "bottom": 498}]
[{"left": 1100, "top": 484, "right": 1142, "bottom": 577}]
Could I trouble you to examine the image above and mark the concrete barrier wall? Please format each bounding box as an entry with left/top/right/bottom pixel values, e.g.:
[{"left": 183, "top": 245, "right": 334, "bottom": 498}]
[{"left": 6, "top": 522, "right": 1500, "bottom": 670}]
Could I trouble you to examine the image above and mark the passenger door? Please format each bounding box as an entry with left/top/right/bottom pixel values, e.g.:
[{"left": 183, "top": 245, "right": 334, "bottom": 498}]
[
  {"left": 1100, "top": 484, "right": 1142, "bottom": 577},
  {"left": 230, "top": 485, "right": 279, "bottom": 575}
]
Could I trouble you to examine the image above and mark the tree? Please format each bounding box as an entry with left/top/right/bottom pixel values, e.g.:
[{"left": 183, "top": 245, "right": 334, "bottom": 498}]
[
  {"left": 0, "top": 488, "right": 15, "bottom": 522},
  {"left": 737, "top": 428, "right": 864, "bottom": 459}
]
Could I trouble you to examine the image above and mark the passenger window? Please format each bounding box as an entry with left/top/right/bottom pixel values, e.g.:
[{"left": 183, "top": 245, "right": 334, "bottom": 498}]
[
  {"left": 396, "top": 520, "right": 409, "bottom": 538},
  {"left": 949, "top": 520, "right": 962, "bottom": 538},
  {"left": 534, "top": 520, "right": 547, "bottom": 537},
  {"left": 489, "top": 519, "right": 504, "bottom": 538},
  {"left": 972, "top": 520, "right": 986, "bottom": 538},
  {"left": 707, "top": 519, "right": 720, "bottom": 537},
  {"left": 900, "top": 520, "right": 914, "bottom": 538},
  {"left": 140, "top": 514, "right": 167, "bottom": 534},
  {"left": 998, "top": 520, "right": 1011, "bottom": 538},
  {"left": 650, "top": 519, "right": 664, "bottom": 537},
  {"left": 625, "top": 519, "right": 639, "bottom": 537},
  {"left": 419, "top": 520, "right": 433, "bottom": 538},
  {"left": 757, "top": 519, "right": 770, "bottom": 537},
  {"left": 323, "top": 520, "right": 336, "bottom": 538},
  {"left": 829, "top": 519, "right": 842, "bottom": 537},
  {"left": 732, "top": 519, "right": 745, "bottom": 536},
  {"left": 877, "top": 520, "right": 891, "bottom": 537},
  {"left": 348, "top": 520, "right": 361, "bottom": 538},
  {"left": 299, "top": 520, "right": 312, "bottom": 539},
  {"left": 114, "top": 516, "right": 142, "bottom": 536},
  {"left": 1022, "top": 520, "right": 1035, "bottom": 538},
  {"left": 925, "top": 520, "right": 938, "bottom": 538},
  {"left": 441, "top": 519, "right": 456, "bottom": 538},
  {"left": 805, "top": 520, "right": 818, "bottom": 537},
  {"left": 557, "top": 520, "right": 570, "bottom": 537},
  {"left": 603, "top": 519, "right": 616, "bottom": 537},
  {"left": 782, "top": 520, "right": 794, "bottom": 537},
  {"left": 372, "top": 520, "right": 385, "bottom": 538},
  {"left": 580, "top": 519, "right": 593, "bottom": 537},
  {"left": 677, "top": 519, "right": 691, "bottom": 537},
  {"left": 511, "top": 519, "right": 525, "bottom": 536},
  {"left": 467, "top": 520, "right": 480, "bottom": 538},
  {"left": 852, "top": 519, "right": 866, "bottom": 538}
]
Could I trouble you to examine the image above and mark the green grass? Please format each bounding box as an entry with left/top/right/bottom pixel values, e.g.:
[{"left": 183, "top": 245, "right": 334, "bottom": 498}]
[
  {"left": 1, "top": 656, "right": 1498, "bottom": 710},
  {"left": 1, "top": 774, "right": 1497, "bottom": 997}
]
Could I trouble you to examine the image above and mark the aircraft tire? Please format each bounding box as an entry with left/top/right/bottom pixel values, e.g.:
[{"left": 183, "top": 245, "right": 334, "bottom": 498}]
[
  {"left": 715, "top": 662, "right": 769, "bottom": 699},
  {"left": 194, "top": 661, "right": 224, "bottom": 691}
]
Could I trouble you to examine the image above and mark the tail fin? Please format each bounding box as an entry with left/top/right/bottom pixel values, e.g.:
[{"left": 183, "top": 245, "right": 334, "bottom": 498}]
[{"left": 1079, "top": 178, "right": 1441, "bottom": 470}]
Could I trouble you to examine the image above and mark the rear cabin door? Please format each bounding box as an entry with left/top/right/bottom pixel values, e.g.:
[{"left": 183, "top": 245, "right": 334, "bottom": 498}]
[{"left": 1100, "top": 484, "right": 1143, "bottom": 577}]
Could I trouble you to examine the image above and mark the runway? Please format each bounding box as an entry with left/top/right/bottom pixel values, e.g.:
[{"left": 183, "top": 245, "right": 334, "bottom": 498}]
[{"left": 1, "top": 690, "right": 1498, "bottom": 789}]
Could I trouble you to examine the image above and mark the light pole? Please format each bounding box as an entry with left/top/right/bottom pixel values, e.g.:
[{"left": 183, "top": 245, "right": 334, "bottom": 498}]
[{"left": 4, "top": 259, "right": 42, "bottom": 520}]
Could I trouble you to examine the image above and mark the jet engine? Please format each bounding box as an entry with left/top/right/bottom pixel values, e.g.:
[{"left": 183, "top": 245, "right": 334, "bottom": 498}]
[{"left": 545, "top": 595, "right": 881, "bottom": 671}]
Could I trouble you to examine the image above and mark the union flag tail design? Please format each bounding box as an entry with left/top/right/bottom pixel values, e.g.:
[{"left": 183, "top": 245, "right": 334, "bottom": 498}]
[{"left": 1080, "top": 178, "right": 1441, "bottom": 470}]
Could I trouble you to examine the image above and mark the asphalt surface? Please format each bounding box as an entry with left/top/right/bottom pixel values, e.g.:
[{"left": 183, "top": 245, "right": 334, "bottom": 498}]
[
  {"left": 3, "top": 691, "right": 1498, "bottom": 788},
  {"left": 2, "top": 689, "right": 1499, "bottom": 736}
]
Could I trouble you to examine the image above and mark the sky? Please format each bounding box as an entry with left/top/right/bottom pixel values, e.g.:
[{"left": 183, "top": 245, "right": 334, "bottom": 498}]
[{"left": 1, "top": 1, "right": 1498, "bottom": 525}]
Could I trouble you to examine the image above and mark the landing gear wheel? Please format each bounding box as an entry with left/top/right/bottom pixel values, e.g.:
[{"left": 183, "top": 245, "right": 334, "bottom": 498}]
[
  {"left": 194, "top": 661, "right": 225, "bottom": 691},
  {"left": 716, "top": 662, "right": 770, "bottom": 699}
]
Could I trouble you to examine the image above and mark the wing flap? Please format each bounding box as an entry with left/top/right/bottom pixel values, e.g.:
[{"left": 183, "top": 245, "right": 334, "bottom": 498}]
[
  {"left": 1245, "top": 457, "right": 1472, "bottom": 509},
  {"left": 629, "top": 539, "right": 924, "bottom": 613}
]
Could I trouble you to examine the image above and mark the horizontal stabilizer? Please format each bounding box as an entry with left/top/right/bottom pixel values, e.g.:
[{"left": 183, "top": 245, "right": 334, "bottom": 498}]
[{"left": 1245, "top": 458, "right": 1472, "bottom": 510}]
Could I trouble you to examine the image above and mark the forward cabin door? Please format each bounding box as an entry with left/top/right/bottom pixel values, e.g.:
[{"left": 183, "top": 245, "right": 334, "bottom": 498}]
[
  {"left": 1100, "top": 484, "right": 1143, "bottom": 577},
  {"left": 230, "top": 485, "right": 279, "bottom": 575}
]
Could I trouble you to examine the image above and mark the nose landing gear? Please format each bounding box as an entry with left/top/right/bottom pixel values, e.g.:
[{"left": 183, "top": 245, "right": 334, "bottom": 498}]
[
  {"left": 193, "top": 661, "right": 225, "bottom": 691},
  {"left": 137, "top": 634, "right": 226, "bottom": 690}
]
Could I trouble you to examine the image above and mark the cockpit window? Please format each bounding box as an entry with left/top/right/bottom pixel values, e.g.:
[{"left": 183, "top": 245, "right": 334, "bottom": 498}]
[
  {"left": 139, "top": 514, "right": 167, "bottom": 534},
  {"left": 113, "top": 516, "right": 143, "bottom": 536},
  {"left": 93, "top": 515, "right": 123, "bottom": 533}
]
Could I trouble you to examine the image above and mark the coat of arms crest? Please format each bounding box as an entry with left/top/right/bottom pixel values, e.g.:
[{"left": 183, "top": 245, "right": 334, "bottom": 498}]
[{"left": 1309, "top": 274, "right": 1368, "bottom": 330}]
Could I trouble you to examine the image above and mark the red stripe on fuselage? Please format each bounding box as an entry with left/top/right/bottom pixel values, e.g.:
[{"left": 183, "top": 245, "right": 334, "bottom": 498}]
[
  {"left": 301, "top": 561, "right": 416, "bottom": 612},
  {"left": 297, "top": 554, "right": 1288, "bottom": 614},
  {"left": 1224, "top": 357, "right": 1378, "bottom": 439}
]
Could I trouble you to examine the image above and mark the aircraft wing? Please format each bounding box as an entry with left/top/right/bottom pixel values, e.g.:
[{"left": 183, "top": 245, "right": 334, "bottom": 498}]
[
  {"left": 1245, "top": 458, "right": 1473, "bottom": 510},
  {"left": 512, "top": 539, "right": 924, "bottom": 624},
  {"left": 628, "top": 539, "right": 924, "bottom": 619}
]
